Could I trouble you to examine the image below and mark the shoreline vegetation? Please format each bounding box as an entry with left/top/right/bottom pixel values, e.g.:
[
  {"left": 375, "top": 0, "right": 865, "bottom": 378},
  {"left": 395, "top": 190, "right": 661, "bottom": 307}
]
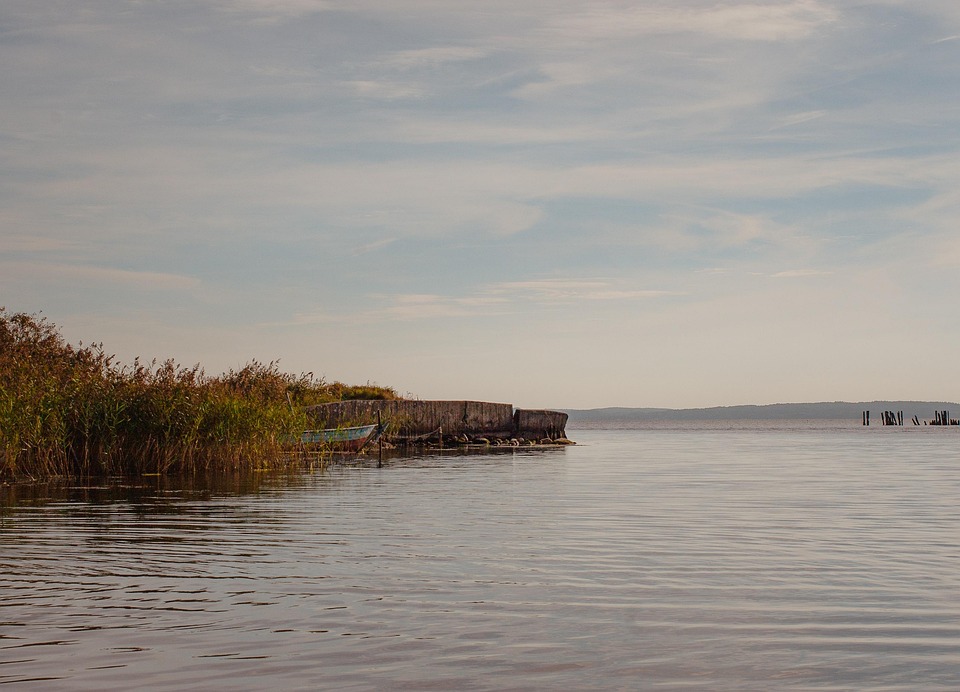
[{"left": 1, "top": 309, "right": 397, "bottom": 481}]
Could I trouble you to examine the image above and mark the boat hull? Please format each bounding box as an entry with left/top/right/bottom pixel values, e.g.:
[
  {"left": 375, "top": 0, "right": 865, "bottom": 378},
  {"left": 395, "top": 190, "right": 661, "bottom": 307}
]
[{"left": 299, "top": 424, "right": 382, "bottom": 452}]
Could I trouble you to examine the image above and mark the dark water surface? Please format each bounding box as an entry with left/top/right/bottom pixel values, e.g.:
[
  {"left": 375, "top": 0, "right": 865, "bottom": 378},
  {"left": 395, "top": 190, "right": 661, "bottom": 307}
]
[{"left": 3, "top": 423, "right": 960, "bottom": 690}]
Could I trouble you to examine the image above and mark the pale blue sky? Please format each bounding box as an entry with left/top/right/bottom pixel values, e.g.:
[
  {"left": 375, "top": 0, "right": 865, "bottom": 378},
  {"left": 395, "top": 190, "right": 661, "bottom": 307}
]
[{"left": 3, "top": 1, "right": 960, "bottom": 408}]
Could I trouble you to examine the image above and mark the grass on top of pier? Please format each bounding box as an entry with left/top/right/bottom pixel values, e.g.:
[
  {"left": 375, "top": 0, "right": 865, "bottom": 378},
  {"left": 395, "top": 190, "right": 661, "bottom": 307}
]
[{"left": 0, "top": 309, "right": 397, "bottom": 480}]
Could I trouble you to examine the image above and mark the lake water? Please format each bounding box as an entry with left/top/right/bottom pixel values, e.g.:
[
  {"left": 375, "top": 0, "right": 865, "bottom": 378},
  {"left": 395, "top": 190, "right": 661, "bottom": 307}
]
[{"left": 2, "top": 422, "right": 960, "bottom": 690}]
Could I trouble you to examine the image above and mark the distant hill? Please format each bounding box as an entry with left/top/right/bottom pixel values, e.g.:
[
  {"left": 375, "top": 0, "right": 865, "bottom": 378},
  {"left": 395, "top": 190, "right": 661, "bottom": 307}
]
[{"left": 564, "top": 401, "right": 960, "bottom": 423}]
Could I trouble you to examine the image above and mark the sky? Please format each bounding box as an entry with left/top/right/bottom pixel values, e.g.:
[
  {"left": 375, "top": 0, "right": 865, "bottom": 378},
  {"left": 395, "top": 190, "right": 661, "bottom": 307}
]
[{"left": 3, "top": 0, "right": 960, "bottom": 409}]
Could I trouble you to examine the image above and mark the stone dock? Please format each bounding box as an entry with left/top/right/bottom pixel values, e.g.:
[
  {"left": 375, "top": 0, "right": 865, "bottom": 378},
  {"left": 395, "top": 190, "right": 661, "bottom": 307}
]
[{"left": 305, "top": 400, "right": 572, "bottom": 446}]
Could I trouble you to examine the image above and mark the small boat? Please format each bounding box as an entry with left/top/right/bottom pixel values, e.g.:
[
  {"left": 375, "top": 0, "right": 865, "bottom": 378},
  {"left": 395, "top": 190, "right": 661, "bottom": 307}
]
[{"left": 299, "top": 422, "right": 386, "bottom": 453}]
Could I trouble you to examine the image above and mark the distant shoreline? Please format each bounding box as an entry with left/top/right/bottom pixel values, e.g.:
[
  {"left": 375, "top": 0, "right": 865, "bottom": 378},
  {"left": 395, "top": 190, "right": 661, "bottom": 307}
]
[{"left": 564, "top": 401, "right": 960, "bottom": 423}]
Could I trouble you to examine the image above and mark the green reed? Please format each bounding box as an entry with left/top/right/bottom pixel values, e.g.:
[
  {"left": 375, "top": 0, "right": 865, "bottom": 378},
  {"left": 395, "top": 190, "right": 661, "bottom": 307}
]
[{"left": 0, "top": 309, "right": 398, "bottom": 479}]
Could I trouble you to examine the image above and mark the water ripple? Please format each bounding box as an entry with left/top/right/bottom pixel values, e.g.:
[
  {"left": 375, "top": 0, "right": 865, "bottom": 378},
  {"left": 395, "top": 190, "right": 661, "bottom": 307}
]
[{"left": 2, "top": 431, "right": 960, "bottom": 689}]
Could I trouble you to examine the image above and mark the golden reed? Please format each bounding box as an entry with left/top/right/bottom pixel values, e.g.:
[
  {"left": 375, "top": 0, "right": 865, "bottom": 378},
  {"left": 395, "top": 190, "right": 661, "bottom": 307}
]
[{"left": 0, "top": 309, "right": 396, "bottom": 480}]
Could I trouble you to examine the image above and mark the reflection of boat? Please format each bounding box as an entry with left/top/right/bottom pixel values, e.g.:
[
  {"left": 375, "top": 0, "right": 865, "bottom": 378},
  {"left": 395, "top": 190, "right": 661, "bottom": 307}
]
[{"left": 299, "top": 422, "right": 386, "bottom": 452}]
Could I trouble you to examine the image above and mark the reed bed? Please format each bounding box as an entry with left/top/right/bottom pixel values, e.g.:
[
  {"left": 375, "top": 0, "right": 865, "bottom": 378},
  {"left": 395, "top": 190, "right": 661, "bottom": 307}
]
[{"left": 0, "top": 309, "right": 397, "bottom": 480}]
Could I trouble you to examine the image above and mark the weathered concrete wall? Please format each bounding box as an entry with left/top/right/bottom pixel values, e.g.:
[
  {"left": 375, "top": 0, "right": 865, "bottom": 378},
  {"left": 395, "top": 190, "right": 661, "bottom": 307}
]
[
  {"left": 305, "top": 400, "right": 515, "bottom": 437},
  {"left": 305, "top": 400, "right": 569, "bottom": 440},
  {"left": 514, "top": 409, "right": 569, "bottom": 440}
]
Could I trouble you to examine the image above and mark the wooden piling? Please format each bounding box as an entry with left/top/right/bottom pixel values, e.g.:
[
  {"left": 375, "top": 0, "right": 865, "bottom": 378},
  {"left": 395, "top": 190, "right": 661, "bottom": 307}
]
[{"left": 377, "top": 410, "right": 383, "bottom": 467}]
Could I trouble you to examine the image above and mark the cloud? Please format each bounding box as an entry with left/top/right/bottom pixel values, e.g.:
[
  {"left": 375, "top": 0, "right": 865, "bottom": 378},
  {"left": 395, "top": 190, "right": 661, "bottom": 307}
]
[
  {"left": 347, "top": 80, "right": 426, "bottom": 100},
  {"left": 285, "top": 278, "right": 679, "bottom": 327},
  {"left": 512, "top": 61, "right": 615, "bottom": 100},
  {"left": 384, "top": 119, "right": 613, "bottom": 145},
  {"left": 382, "top": 293, "right": 510, "bottom": 320},
  {"left": 544, "top": 1, "right": 839, "bottom": 43},
  {"left": 770, "top": 269, "right": 832, "bottom": 278},
  {"left": 489, "top": 279, "right": 679, "bottom": 303},
  {"left": 369, "top": 46, "right": 491, "bottom": 71},
  {"left": 351, "top": 238, "right": 396, "bottom": 256},
  {"left": 772, "top": 110, "right": 828, "bottom": 130},
  {"left": 288, "top": 292, "right": 511, "bottom": 325},
  {"left": 5, "top": 0, "right": 960, "bottom": 405},
  {"left": 0, "top": 262, "right": 201, "bottom": 291},
  {"left": 0, "top": 235, "right": 76, "bottom": 253},
  {"left": 214, "top": 0, "right": 333, "bottom": 20}
]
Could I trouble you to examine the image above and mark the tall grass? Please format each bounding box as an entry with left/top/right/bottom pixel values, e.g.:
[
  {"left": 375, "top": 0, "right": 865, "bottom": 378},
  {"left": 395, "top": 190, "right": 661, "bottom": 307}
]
[{"left": 0, "top": 309, "right": 398, "bottom": 480}]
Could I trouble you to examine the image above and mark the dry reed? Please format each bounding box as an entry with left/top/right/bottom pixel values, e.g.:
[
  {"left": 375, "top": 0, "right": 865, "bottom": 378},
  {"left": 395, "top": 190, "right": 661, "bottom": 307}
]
[{"left": 0, "top": 309, "right": 397, "bottom": 480}]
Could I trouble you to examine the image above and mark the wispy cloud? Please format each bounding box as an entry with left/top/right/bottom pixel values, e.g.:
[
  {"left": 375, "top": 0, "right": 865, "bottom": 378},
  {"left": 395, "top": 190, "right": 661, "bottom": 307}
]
[
  {"left": 351, "top": 238, "right": 397, "bottom": 256},
  {"left": 489, "top": 279, "right": 680, "bottom": 303},
  {"left": 5, "top": 0, "right": 960, "bottom": 405},
  {"left": 369, "top": 46, "right": 491, "bottom": 71},
  {"left": 769, "top": 269, "right": 832, "bottom": 278},
  {"left": 215, "top": 0, "right": 333, "bottom": 20},
  {"left": 0, "top": 235, "right": 76, "bottom": 253},
  {"left": 347, "top": 80, "right": 427, "bottom": 101},
  {"left": 772, "top": 110, "right": 828, "bottom": 130},
  {"left": 0, "top": 262, "right": 201, "bottom": 291},
  {"left": 544, "top": 1, "right": 839, "bottom": 43},
  {"left": 432, "top": 278, "right": 676, "bottom": 312},
  {"left": 382, "top": 293, "right": 509, "bottom": 320},
  {"left": 288, "top": 292, "right": 510, "bottom": 325},
  {"left": 286, "top": 278, "right": 679, "bottom": 326}
]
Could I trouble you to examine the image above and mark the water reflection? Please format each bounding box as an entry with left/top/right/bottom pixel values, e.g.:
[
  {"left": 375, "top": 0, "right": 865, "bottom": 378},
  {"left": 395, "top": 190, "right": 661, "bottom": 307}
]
[
  {"left": 1, "top": 443, "right": 562, "bottom": 511},
  {"left": 2, "top": 470, "right": 314, "bottom": 513},
  {"left": 2, "top": 431, "right": 959, "bottom": 690}
]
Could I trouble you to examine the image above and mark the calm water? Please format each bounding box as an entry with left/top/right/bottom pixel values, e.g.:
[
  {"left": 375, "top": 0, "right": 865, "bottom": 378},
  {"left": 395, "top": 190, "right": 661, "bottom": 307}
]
[{"left": 2, "top": 423, "right": 960, "bottom": 690}]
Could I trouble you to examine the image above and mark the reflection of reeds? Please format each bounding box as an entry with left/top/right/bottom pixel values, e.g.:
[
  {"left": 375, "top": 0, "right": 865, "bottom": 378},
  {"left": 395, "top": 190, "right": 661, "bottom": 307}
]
[{"left": 0, "top": 309, "right": 397, "bottom": 479}]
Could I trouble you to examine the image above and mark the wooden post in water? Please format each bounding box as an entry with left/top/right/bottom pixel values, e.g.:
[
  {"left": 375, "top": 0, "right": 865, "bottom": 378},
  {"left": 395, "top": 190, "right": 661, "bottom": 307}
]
[{"left": 377, "top": 410, "right": 383, "bottom": 467}]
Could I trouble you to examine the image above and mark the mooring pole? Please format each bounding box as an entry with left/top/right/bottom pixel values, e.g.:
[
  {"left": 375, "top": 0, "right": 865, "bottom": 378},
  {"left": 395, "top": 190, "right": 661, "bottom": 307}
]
[{"left": 377, "top": 410, "right": 383, "bottom": 467}]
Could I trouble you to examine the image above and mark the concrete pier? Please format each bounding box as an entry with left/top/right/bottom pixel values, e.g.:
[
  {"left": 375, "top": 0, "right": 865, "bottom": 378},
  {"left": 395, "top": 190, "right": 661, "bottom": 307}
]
[{"left": 305, "top": 400, "right": 570, "bottom": 443}]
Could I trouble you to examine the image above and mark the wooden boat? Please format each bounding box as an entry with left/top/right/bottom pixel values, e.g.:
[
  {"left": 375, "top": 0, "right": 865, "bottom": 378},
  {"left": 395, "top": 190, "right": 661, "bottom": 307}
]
[{"left": 299, "top": 422, "right": 386, "bottom": 452}]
